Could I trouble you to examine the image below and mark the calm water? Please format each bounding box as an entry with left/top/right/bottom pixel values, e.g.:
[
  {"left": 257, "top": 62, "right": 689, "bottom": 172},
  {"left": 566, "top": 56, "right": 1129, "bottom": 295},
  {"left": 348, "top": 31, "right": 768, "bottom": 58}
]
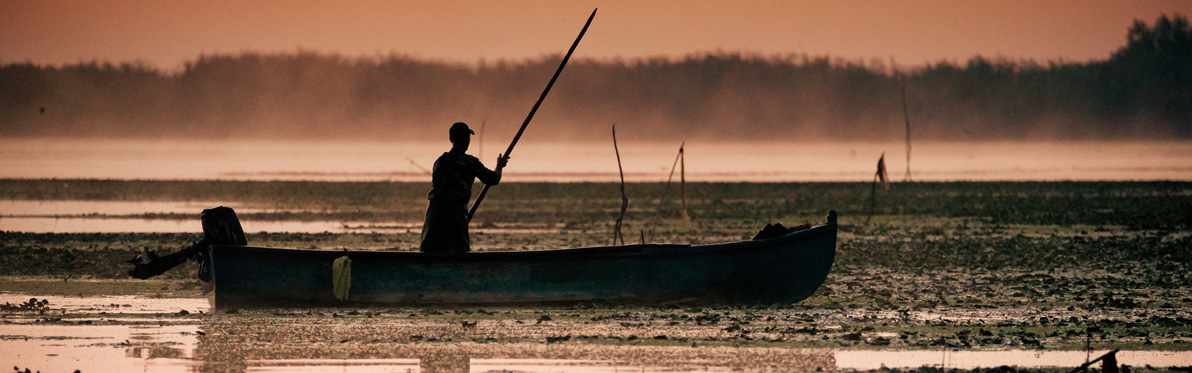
[
  {"left": 3, "top": 138, "right": 1191, "bottom": 233},
  {"left": 0, "top": 200, "right": 562, "bottom": 233},
  {"left": 0, "top": 200, "right": 359, "bottom": 233},
  {"left": 3, "top": 138, "right": 1191, "bottom": 182},
  {"left": 2, "top": 294, "right": 1190, "bottom": 372}
]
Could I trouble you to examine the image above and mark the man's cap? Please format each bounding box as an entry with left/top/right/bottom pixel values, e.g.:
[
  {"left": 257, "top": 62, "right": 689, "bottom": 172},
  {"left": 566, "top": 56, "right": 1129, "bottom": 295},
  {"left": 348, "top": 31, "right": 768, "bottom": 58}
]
[{"left": 450, "top": 122, "right": 474, "bottom": 136}]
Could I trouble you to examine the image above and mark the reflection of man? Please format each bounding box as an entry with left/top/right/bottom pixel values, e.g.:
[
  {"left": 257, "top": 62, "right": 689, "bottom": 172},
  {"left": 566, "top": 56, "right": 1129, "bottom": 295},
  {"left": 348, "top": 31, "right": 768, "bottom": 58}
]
[
  {"left": 420, "top": 351, "right": 470, "bottom": 372},
  {"left": 420, "top": 122, "right": 507, "bottom": 253}
]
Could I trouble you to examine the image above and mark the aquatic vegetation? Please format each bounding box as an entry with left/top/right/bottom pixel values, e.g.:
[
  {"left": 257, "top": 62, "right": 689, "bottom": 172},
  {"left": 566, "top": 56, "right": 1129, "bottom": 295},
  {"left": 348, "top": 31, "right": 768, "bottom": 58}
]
[
  {"left": 1, "top": 180, "right": 1190, "bottom": 365},
  {"left": 0, "top": 297, "right": 49, "bottom": 311}
]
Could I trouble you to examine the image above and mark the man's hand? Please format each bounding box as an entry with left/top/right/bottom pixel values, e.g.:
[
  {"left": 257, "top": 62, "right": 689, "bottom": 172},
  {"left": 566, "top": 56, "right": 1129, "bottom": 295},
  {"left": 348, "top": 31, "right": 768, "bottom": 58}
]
[{"left": 497, "top": 153, "right": 510, "bottom": 169}]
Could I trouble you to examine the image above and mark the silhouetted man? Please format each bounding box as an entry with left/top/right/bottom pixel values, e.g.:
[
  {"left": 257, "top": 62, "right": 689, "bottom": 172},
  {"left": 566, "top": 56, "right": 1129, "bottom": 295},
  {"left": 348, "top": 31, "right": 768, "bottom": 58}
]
[{"left": 420, "top": 122, "right": 507, "bottom": 253}]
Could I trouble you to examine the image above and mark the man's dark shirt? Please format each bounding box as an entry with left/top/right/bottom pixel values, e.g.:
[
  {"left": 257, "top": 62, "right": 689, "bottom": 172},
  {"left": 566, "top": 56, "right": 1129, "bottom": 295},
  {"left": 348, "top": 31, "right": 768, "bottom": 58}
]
[
  {"left": 420, "top": 151, "right": 499, "bottom": 253},
  {"left": 428, "top": 151, "right": 500, "bottom": 205}
]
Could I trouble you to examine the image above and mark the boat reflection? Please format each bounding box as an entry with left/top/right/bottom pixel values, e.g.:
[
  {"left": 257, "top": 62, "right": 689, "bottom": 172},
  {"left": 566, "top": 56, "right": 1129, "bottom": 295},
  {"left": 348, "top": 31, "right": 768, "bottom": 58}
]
[{"left": 4, "top": 294, "right": 1191, "bottom": 372}]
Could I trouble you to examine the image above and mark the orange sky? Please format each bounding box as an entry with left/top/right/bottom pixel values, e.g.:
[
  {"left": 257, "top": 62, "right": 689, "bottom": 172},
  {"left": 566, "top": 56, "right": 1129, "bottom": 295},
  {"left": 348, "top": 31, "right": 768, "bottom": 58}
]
[{"left": 2, "top": 0, "right": 1191, "bottom": 70}]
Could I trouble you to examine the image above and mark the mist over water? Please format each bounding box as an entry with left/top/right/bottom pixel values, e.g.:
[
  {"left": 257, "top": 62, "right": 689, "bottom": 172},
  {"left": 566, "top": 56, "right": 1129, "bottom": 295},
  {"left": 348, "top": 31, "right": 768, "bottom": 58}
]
[
  {"left": 2, "top": 138, "right": 1191, "bottom": 182},
  {"left": 3, "top": 39, "right": 1189, "bottom": 143}
]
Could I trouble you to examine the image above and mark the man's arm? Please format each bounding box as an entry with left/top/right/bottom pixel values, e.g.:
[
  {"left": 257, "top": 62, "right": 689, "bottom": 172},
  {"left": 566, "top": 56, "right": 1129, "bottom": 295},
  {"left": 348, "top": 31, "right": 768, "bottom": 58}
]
[{"left": 475, "top": 154, "right": 508, "bottom": 186}]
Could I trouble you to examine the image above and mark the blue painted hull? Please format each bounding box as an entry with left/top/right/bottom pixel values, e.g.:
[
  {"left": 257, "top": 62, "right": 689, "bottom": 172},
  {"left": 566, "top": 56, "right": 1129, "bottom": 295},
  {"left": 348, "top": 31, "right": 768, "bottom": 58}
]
[{"left": 208, "top": 212, "right": 837, "bottom": 309}]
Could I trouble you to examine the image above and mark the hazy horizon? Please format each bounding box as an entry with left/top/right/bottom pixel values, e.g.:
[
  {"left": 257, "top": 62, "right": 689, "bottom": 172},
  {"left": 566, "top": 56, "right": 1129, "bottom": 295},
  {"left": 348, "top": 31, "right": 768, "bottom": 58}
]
[{"left": 4, "top": 138, "right": 1190, "bottom": 182}]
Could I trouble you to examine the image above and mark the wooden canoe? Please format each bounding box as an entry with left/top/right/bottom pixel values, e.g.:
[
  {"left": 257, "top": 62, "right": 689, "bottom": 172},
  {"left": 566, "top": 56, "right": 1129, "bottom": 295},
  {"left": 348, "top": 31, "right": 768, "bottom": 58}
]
[{"left": 206, "top": 211, "right": 837, "bottom": 309}]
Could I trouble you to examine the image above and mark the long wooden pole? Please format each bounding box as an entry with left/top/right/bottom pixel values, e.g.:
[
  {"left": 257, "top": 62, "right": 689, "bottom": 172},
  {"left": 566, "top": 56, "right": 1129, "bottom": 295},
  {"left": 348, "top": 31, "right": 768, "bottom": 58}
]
[{"left": 467, "top": 8, "right": 597, "bottom": 222}]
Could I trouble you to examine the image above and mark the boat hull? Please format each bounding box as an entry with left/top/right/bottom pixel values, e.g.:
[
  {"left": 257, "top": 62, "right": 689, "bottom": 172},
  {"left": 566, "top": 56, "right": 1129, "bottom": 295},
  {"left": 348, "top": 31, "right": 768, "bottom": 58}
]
[{"left": 208, "top": 214, "right": 837, "bottom": 309}]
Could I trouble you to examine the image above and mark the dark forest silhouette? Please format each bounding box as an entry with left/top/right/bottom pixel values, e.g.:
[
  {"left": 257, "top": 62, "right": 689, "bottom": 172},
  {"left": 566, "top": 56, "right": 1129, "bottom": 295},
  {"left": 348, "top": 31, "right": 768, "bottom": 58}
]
[{"left": 2, "top": 14, "right": 1188, "bottom": 141}]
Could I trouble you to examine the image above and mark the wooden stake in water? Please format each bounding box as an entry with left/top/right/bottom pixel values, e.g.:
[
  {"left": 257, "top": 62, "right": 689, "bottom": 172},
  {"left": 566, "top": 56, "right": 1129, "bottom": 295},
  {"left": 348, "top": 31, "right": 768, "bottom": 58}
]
[
  {"left": 647, "top": 142, "right": 684, "bottom": 240},
  {"left": 867, "top": 152, "right": 888, "bottom": 224},
  {"left": 680, "top": 145, "right": 689, "bottom": 220},
  {"left": 901, "top": 76, "right": 913, "bottom": 182},
  {"left": 612, "top": 125, "right": 627, "bottom": 246}
]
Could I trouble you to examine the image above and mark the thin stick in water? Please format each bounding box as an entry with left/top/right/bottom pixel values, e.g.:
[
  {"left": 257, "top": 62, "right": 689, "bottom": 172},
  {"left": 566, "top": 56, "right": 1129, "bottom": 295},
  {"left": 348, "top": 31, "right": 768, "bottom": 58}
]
[
  {"left": 647, "top": 142, "right": 684, "bottom": 239},
  {"left": 867, "top": 152, "right": 888, "bottom": 224},
  {"left": 901, "top": 75, "right": 912, "bottom": 182},
  {"left": 680, "top": 145, "right": 689, "bottom": 220},
  {"left": 612, "top": 125, "right": 627, "bottom": 246}
]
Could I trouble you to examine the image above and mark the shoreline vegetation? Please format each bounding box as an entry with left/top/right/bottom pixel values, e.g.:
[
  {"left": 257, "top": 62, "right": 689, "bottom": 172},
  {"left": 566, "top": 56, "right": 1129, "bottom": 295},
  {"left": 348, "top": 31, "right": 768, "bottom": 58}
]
[
  {"left": 2, "top": 15, "right": 1189, "bottom": 141},
  {"left": 1, "top": 179, "right": 1189, "bottom": 358}
]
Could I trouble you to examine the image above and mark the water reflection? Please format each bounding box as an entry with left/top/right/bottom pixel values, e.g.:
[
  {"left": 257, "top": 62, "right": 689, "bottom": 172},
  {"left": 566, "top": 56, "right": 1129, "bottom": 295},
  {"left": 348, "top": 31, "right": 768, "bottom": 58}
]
[
  {"left": 0, "top": 199, "right": 353, "bottom": 233},
  {"left": 246, "top": 357, "right": 754, "bottom": 372},
  {"left": 420, "top": 352, "right": 469, "bottom": 373},
  {"left": 836, "top": 349, "right": 1192, "bottom": 370},
  {"left": 0, "top": 323, "right": 201, "bottom": 372},
  {"left": 0, "top": 215, "right": 568, "bottom": 234},
  {"left": 0, "top": 200, "right": 225, "bottom": 216},
  {"left": 3, "top": 295, "right": 1191, "bottom": 372},
  {"left": 0, "top": 200, "right": 578, "bottom": 233},
  {"left": 223, "top": 345, "right": 834, "bottom": 372},
  {"left": 246, "top": 358, "right": 419, "bottom": 372},
  {"left": 0, "top": 294, "right": 204, "bottom": 372},
  {"left": 236, "top": 350, "right": 1192, "bottom": 372},
  {"left": 0, "top": 216, "right": 352, "bottom": 234}
]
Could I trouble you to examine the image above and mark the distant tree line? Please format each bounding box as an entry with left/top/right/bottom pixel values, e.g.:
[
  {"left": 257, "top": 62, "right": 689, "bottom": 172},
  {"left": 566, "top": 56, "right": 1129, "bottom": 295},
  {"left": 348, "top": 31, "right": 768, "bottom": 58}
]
[{"left": 1, "top": 14, "right": 1188, "bottom": 141}]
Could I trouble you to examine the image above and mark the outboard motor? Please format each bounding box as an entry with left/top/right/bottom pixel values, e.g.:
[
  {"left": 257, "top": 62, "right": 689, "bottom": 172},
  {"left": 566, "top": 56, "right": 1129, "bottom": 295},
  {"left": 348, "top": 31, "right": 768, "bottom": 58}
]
[
  {"left": 128, "top": 206, "right": 247, "bottom": 280},
  {"left": 200, "top": 206, "right": 248, "bottom": 246}
]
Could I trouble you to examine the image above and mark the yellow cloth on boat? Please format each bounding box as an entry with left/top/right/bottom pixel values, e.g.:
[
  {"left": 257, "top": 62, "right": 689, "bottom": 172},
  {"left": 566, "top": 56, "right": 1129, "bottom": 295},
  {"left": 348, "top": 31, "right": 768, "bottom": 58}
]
[{"left": 332, "top": 255, "right": 351, "bottom": 301}]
